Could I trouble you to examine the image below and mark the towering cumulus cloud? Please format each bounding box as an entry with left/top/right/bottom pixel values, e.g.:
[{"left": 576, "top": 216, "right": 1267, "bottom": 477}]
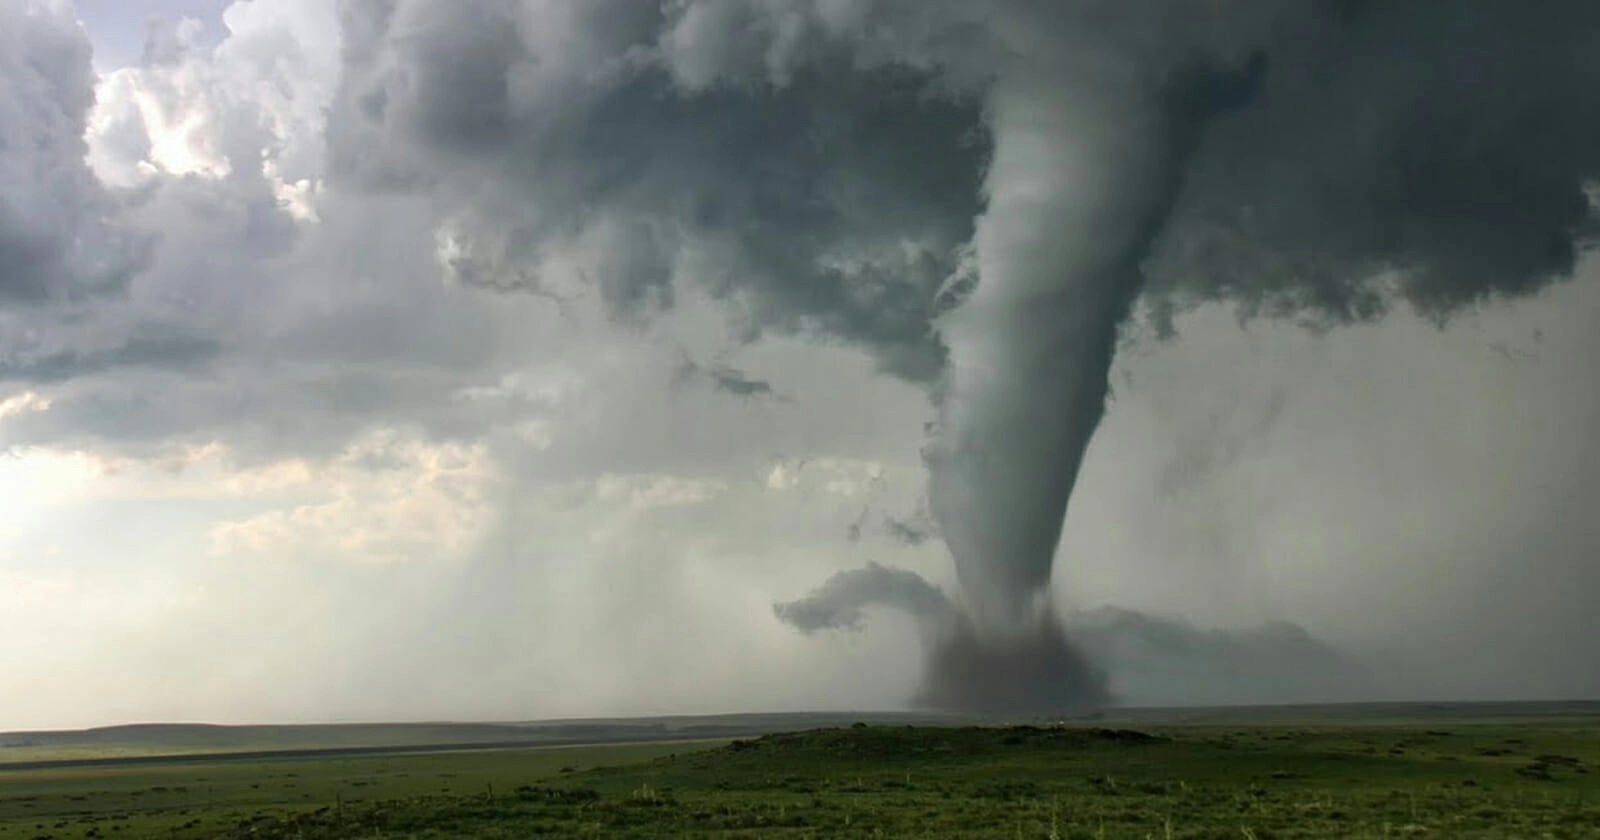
[
  {"left": 0, "top": 0, "right": 144, "bottom": 303},
  {"left": 325, "top": 0, "right": 1600, "bottom": 712}
]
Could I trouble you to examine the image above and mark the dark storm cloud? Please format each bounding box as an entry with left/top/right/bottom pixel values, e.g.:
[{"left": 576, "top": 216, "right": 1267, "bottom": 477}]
[
  {"left": 326, "top": 0, "right": 988, "bottom": 383},
  {"left": 672, "top": 352, "right": 781, "bottom": 400},
  {"left": 9, "top": 0, "right": 1596, "bottom": 463},
  {"left": 322, "top": 0, "right": 1600, "bottom": 404},
  {"left": 1145, "top": 0, "right": 1600, "bottom": 329},
  {"left": 0, "top": 329, "right": 218, "bottom": 384}
]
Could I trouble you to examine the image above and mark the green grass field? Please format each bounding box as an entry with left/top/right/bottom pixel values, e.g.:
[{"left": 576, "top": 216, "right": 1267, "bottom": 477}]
[
  {"left": 2, "top": 716, "right": 1597, "bottom": 839},
  {"left": 0, "top": 741, "right": 711, "bottom": 840}
]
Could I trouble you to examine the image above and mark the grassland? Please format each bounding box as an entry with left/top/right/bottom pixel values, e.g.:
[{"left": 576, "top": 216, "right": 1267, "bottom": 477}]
[
  {"left": 0, "top": 740, "right": 711, "bottom": 840},
  {"left": 2, "top": 710, "right": 1597, "bottom": 839}
]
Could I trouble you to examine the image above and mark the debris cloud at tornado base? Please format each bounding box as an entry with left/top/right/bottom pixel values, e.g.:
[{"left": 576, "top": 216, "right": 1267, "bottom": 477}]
[
  {"left": 774, "top": 564, "right": 1106, "bottom": 713},
  {"left": 773, "top": 566, "right": 1375, "bottom": 712},
  {"left": 328, "top": 0, "right": 1600, "bottom": 712}
]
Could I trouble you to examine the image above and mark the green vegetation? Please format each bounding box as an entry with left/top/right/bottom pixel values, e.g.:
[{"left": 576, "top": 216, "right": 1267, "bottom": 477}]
[
  {"left": 3, "top": 720, "right": 1598, "bottom": 839},
  {"left": 0, "top": 741, "right": 708, "bottom": 840}
]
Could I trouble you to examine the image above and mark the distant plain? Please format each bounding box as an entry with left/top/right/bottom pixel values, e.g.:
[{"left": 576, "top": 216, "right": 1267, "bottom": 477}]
[{"left": 2, "top": 702, "right": 1596, "bottom": 839}]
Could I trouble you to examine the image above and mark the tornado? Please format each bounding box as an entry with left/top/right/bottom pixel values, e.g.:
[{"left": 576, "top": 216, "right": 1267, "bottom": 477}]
[
  {"left": 777, "top": 49, "right": 1264, "bottom": 712},
  {"left": 931, "top": 71, "right": 1174, "bottom": 640}
]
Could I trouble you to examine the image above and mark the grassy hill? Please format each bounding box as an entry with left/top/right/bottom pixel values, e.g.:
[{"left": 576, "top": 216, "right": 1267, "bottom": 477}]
[{"left": 217, "top": 723, "right": 1597, "bottom": 838}]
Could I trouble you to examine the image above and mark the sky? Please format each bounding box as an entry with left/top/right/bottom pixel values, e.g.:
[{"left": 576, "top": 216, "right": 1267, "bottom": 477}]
[
  {"left": 2, "top": 0, "right": 1598, "bottom": 731},
  {"left": 71, "top": 0, "right": 228, "bottom": 71}
]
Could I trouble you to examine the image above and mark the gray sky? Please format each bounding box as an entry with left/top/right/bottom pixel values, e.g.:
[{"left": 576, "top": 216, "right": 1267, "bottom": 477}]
[
  {"left": 73, "top": 0, "right": 228, "bottom": 70},
  {"left": 1, "top": 1, "right": 1596, "bottom": 730}
]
